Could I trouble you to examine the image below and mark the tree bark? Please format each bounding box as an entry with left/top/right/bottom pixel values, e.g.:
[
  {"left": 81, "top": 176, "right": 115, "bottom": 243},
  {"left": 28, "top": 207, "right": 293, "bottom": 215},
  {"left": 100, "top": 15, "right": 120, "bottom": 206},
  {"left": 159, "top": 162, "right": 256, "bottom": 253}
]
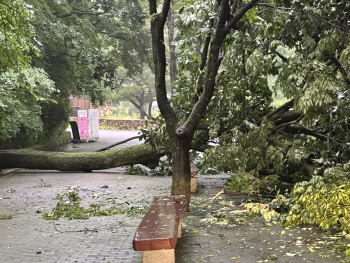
[
  {"left": 149, "top": 0, "right": 177, "bottom": 132},
  {"left": 171, "top": 135, "right": 192, "bottom": 206},
  {"left": 148, "top": 100, "right": 153, "bottom": 119},
  {"left": 0, "top": 144, "right": 163, "bottom": 171},
  {"left": 140, "top": 89, "right": 146, "bottom": 119}
]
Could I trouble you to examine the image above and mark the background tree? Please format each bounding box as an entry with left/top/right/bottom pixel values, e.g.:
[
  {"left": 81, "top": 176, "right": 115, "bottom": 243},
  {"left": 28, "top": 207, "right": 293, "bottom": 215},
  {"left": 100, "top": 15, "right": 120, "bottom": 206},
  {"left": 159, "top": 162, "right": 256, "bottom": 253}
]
[
  {"left": 112, "top": 67, "right": 155, "bottom": 119},
  {"left": 30, "top": 0, "right": 151, "bottom": 137},
  {"left": 0, "top": 1, "right": 56, "bottom": 149},
  {"left": 0, "top": 0, "right": 151, "bottom": 149}
]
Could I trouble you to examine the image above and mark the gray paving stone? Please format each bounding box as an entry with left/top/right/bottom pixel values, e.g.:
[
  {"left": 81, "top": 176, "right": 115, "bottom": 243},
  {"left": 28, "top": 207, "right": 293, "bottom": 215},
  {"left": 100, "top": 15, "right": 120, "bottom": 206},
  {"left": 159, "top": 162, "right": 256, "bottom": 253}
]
[
  {"left": 1, "top": 131, "right": 345, "bottom": 263},
  {"left": 0, "top": 170, "right": 171, "bottom": 263}
]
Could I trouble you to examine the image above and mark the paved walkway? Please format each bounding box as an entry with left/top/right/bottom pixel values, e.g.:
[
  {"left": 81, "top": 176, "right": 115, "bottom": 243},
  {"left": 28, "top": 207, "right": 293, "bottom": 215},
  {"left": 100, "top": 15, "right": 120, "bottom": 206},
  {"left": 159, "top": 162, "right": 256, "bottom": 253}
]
[
  {"left": 63, "top": 130, "right": 143, "bottom": 152},
  {"left": 0, "top": 130, "right": 346, "bottom": 262}
]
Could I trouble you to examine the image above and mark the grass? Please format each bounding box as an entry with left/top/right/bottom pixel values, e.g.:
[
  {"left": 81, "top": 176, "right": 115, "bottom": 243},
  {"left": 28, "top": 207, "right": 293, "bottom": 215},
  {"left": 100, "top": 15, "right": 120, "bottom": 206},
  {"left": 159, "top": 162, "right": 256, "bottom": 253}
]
[
  {"left": 0, "top": 214, "right": 13, "bottom": 220},
  {"left": 42, "top": 187, "right": 149, "bottom": 220}
]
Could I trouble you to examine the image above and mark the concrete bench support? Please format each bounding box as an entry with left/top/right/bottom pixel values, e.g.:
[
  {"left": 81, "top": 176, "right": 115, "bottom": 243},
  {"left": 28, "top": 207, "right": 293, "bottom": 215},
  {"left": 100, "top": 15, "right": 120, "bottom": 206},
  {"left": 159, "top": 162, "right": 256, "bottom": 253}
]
[
  {"left": 191, "top": 171, "right": 198, "bottom": 193},
  {"left": 133, "top": 196, "right": 187, "bottom": 263},
  {"left": 191, "top": 177, "right": 198, "bottom": 193},
  {"left": 143, "top": 249, "right": 175, "bottom": 263}
]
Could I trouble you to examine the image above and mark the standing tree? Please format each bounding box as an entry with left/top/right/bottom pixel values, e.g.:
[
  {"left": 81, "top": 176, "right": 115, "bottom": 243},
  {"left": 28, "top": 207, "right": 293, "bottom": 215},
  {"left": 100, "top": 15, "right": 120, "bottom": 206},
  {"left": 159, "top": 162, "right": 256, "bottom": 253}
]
[
  {"left": 148, "top": 0, "right": 260, "bottom": 204},
  {"left": 0, "top": 0, "right": 152, "bottom": 148},
  {"left": 112, "top": 67, "right": 155, "bottom": 120},
  {"left": 0, "top": 1, "right": 56, "bottom": 149}
]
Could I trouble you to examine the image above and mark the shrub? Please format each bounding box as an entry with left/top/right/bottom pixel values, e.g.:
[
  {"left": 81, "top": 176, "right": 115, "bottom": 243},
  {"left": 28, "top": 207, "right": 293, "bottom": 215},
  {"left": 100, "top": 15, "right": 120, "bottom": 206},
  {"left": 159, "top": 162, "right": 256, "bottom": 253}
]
[
  {"left": 43, "top": 187, "right": 124, "bottom": 220},
  {"left": 226, "top": 171, "right": 280, "bottom": 195},
  {"left": 285, "top": 166, "right": 350, "bottom": 232}
]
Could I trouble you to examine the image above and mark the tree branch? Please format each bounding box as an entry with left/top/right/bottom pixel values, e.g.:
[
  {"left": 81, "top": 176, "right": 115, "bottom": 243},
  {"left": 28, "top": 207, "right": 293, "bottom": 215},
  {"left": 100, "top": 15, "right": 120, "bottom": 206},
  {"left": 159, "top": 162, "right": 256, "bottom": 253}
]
[
  {"left": 226, "top": 0, "right": 260, "bottom": 32},
  {"left": 0, "top": 144, "right": 164, "bottom": 171},
  {"left": 53, "top": 222, "right": 98, "bottom": 233},
  {"left": 133, "top": 94, "right": 142, "bottom": 104},
  {"left": 256, "top": 3, "right": 294, "bottom": 11},
  {"left": 193, "top": 19, "right": 215, "bottom": 102},
  {"left": 284, "top": 125, "right": 347, "bottom": 146},
  {"left": 96, "top": 30, "right": 134, "bottom": 41},
  {"left": 57, "top": 10, "right": 109, "bottom": 18},
  {"left": 230, "top": 0, "right": 238, "bottom": 16},
  {"left": 128, "top": 98, "right": 150, "bottom": 119},
  {"left": 51, "top": 52, "right": 80, "bottom": 59},
  {"left": 224, "top": 190, "right": 276, "bottom": 199},
  {"left": 271, "top": 114, "right": 304, "bottom": 133},
  {"left": 329, "top": 55, "right": 350, "bottom": 87},
  {"left": 184, "top": 0, "right": 231, "bottom": 134},
  {"left": 186, "top": 0, "right": 261, "bottom": 135},
  {"left": 259, "top": 99, "right": 294, "bottom": 124},
  {"left": 276, "top": 51, "right": 288, "bottom": 62},
  {"left": 149, "top": 0, "right": 177, "bottom": 133},
  {"left": 199, "top": 19, "right": 214, "bottom": 71}
]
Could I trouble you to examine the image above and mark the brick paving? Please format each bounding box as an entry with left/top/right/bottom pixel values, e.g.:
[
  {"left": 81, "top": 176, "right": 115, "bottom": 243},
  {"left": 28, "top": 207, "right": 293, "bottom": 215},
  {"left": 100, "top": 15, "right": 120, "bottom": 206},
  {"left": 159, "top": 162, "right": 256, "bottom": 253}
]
[
  {"left": 0, "top": 170, "right": 171, "bottom": 263},
  {"left": 1, "top": 171, "right": 344, "bottom": 263},
  {"left": 177, "top": 176, "right": 345, "bottom": 263},
  {"left": 0, "top": 131, "right": 346, "bottom": 262},
  {"left": 63, "top": 130, "right": 143, "bottom": 153}
]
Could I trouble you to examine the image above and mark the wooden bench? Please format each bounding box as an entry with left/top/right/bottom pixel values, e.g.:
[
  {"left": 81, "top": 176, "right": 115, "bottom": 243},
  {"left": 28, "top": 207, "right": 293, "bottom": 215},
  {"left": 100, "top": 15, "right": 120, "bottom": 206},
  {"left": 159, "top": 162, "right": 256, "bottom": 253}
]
[{"left": 133, "top": 196, "right": 187, "bottom": 263}]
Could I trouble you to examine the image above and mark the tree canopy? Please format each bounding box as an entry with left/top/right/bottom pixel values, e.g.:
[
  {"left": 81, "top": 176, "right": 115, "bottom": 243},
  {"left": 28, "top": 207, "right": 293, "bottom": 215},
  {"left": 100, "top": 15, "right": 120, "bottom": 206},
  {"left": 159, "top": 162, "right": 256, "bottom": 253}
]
[
  {"left": 0, "top": 1, "right": 56, "bottom": 147},
  {"left": 0, "top": 0, "right": 37, "bottom": 69},
  {"left": 144, "top": 0, "right": 350, "bottom": 225},
  {"left": 0, "top": 0, "right": 151, "bottom": 148},
  {"left": 198, "top": 0, "right": 350, "bottom": 178}
]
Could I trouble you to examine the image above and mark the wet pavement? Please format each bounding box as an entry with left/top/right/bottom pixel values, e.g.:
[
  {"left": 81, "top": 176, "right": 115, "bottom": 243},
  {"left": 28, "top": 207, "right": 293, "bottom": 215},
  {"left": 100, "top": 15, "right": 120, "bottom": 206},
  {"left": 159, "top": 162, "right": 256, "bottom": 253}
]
[
  {"left": 0, "top": 130, "right": 346, "bottom": 263},
  {"left": 63, "top": 129, "right": 143, "bottom": 152}
]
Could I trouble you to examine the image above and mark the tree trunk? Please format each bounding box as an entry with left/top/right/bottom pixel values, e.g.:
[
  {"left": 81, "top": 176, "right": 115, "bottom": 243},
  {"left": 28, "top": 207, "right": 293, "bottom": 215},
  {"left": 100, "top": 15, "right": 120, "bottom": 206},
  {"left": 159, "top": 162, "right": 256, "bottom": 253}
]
[
  {"left": 167, "top": 1, "right": 177, "bottom": 93},
  {"left": 140, "top": 110, "right": 146, "bottom": 119},
  {"left": 129, "top": 97, "right": 149, "bottom": 119},
  {"left": 171, "top": 135, "right": 192, "bottom": 209},
  {"left": 0, "top": 144, "right": 163, "bottom": 171},
  {"left": 148, "top": 100, "right": 153, "bottom": 119},
  {"left": 139, "top": 89, "right": 146, "bottom": 119}
]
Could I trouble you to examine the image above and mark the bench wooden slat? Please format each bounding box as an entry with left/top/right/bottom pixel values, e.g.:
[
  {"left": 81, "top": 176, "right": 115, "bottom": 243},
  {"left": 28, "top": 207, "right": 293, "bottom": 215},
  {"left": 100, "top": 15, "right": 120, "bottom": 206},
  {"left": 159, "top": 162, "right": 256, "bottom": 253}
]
[{"left": 133, "top": 196, "right": 186, "bottom": 251}]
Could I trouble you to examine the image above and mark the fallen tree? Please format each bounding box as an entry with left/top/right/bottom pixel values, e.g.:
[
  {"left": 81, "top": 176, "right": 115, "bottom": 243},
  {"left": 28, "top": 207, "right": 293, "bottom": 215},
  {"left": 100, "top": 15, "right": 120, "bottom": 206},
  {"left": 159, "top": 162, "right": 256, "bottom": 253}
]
[{"left": 0, "top": 144, "right": 164, "bottom": 172}]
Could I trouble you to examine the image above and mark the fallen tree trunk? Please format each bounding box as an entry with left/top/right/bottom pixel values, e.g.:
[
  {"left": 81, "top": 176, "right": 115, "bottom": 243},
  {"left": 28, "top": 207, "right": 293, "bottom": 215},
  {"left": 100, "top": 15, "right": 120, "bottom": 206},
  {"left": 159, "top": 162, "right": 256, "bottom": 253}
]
[{"left": 0, "top": 144, "right": 164, "bottom": 172}]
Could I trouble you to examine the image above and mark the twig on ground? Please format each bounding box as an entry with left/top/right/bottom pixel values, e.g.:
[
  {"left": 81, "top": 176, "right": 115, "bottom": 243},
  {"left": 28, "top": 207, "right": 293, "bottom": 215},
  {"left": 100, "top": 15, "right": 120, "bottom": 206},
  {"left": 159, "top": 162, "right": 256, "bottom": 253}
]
[
  {"left": 223, "top": 190, "right": 276, "bottom": 199},
  {"left": 209, "top": 189, "right": 276, "bottom": 204},
  {"left": 208, "top": 189, "right": 224, "bottom": 203},
  {"left": 52, "top": 222, "right": 99, "bottom": 233},
  {"left": 228, "top": 209, "right": 250, "bottom": 214}
]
